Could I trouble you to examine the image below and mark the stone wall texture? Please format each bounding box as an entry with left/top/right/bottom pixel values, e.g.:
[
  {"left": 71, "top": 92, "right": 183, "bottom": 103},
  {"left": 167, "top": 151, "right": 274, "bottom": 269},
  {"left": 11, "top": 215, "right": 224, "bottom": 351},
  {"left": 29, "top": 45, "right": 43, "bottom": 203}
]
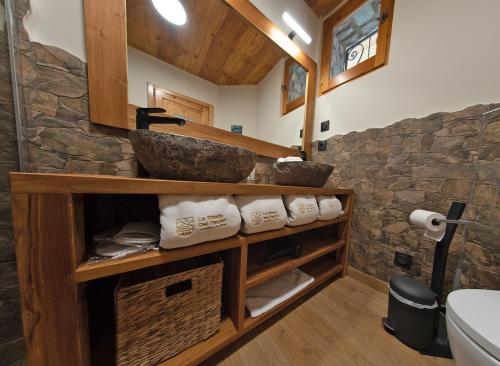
[{"left": 312, "top": 103, "right": 500, "bottom": 294}]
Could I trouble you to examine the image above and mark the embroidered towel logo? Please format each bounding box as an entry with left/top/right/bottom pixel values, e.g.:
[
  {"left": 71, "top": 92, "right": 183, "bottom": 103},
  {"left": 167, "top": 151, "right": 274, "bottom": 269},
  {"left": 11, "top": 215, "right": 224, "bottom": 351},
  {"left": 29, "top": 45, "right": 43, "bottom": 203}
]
[
  {"left": 250, "top": 211, "right": 262, "bottom": 226},
  {"left": 262, "top": 210, "right": 279, "bottom": 222},
  {"left": 198, "top": 214, "right": 228, "bottom": 231},
  {"left": 249, "top": 210, "right": 279, "bottom": 226},
  {"left": 329, "top": 200, "right": 340, "bottom": 209},
  {"left": 176, "top": 217, "right": 195, "bottom": 237},
  {"left": 297, "top": 202, "right": 316, "bottom": 214}
]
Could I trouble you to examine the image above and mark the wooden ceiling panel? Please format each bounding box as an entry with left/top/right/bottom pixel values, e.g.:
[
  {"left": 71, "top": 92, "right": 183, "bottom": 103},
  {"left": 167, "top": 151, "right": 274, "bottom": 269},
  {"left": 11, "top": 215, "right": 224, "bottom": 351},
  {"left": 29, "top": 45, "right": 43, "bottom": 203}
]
[
  {"left": 304, "top": 0, "right": 344, "bottom": 17},
  {"left": 126, "top": 0, "right": 286, "bottom": 85}
]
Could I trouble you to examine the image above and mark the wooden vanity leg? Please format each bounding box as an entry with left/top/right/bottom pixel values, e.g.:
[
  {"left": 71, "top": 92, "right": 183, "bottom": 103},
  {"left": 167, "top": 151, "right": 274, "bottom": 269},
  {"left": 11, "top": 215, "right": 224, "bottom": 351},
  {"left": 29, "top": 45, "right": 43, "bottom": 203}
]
[
  {"left": 237, "top": 243, "right": 248, "bottom": 330},
  {"left": 223, "top": 242, "right": 248, "bottom": 331},
  {"left": 12, "top": 193, "right": 90, "bottom": 366}
]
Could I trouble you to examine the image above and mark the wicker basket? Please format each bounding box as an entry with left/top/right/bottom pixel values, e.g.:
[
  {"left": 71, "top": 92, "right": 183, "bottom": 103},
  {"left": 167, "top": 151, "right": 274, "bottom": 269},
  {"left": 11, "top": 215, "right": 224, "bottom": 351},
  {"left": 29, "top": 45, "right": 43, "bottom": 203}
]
[{"left": 115, "top": 256, "right": 223, "bottom": 366}]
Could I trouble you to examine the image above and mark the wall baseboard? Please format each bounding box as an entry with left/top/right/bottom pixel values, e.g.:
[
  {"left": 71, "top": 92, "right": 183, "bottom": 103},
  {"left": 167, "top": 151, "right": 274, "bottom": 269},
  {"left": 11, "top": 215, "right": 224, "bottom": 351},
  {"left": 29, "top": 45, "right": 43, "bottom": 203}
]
[{"left": 347, "top": 266, "right": 388, "bottom": 294}]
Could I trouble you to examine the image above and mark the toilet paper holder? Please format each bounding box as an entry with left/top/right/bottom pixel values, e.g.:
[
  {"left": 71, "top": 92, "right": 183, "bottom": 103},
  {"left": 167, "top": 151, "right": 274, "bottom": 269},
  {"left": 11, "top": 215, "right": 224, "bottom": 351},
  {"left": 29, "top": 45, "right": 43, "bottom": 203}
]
[{"left": 431, "top": 218, "right": 474, "bottom": 226}]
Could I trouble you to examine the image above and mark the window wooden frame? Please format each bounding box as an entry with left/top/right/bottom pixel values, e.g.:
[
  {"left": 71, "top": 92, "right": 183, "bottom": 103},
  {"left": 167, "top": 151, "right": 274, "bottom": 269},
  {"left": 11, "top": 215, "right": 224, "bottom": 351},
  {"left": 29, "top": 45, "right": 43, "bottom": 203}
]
[
  {"left": 319, "top": 0, "right": 394, "bottom": 94},
  {"left": 282, "top": 58, "right": 306, "bottom": 115}
]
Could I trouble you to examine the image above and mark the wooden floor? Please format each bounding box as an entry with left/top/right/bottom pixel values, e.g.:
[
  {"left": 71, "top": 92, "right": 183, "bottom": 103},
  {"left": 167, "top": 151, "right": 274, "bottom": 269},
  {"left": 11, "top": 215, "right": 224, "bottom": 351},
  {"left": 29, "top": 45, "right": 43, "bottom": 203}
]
[{"left": 203, "top": 276, "right": 454, "bottom": 366}]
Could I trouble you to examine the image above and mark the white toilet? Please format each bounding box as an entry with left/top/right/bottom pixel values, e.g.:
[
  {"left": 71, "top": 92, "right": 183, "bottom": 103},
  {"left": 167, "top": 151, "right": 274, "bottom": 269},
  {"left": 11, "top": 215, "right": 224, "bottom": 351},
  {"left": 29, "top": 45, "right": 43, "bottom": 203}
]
[{"left": 446, "top": 289, "right": 500, "bottom": 366}]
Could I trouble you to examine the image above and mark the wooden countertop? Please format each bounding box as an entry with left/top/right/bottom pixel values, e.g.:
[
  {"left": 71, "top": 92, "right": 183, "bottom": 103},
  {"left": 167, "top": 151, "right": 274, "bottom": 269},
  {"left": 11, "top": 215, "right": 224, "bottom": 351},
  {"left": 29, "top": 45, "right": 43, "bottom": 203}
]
[{"left": 9, "top": 172, "right": 354, "bottom": 195}]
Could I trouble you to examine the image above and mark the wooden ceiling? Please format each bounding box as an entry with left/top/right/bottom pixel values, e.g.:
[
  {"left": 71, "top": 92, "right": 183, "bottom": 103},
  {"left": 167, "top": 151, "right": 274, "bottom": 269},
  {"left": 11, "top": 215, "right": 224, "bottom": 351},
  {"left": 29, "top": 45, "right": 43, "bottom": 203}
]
[
  {"left": 126, "top": 0, "right": 286, "bottom": 85},
  {"left": 304, "top": 0, "right": 344, "bottom": 17}
]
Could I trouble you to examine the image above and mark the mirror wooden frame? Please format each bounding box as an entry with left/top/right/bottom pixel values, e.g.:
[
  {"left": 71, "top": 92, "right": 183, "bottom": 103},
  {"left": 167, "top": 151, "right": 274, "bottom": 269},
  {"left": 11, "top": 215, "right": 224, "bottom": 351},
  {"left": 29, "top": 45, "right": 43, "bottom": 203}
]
[{"left": 84, "top": 0, "right": 317, "bottom": 159}]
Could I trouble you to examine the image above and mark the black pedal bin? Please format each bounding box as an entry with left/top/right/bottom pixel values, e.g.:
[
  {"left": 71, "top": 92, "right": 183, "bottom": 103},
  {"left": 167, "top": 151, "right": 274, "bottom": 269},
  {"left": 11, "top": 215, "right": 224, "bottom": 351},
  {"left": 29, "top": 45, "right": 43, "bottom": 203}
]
[{"left": 384, "top": 276, "right": 438, "bottom": 350}]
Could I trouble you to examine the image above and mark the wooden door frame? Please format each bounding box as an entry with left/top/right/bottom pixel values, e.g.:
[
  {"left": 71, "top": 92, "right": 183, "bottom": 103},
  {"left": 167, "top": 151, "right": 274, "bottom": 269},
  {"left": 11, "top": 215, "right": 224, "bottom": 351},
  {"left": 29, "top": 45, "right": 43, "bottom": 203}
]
[
  {"left": 147, "top": 83, "right": 215, "bottom": 127},
  {"left": 84, "top": 0, "right": 317, "bottom": 159}
]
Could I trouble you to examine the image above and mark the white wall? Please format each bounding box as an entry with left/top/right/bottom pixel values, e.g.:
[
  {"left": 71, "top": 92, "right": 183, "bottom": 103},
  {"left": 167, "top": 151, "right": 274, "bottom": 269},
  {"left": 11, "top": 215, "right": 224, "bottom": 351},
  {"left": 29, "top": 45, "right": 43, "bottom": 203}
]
[
  {"left": 128, "top": 47, "right": 259, "bottom": 138},
  {"left": 312, "top": 0, "right": 500, "bottom": 140},
  {"left": 128, "top": 47, "right": 219, "bottom": 109},
  {"left": 24, "top": 0, "right": 87, "bottom": 61},
  {"left": 218, "top": 86, "right": 258, "bottom": 138},
  {"left": 256, "top": 59, "right": 303, "bottom": 147}
]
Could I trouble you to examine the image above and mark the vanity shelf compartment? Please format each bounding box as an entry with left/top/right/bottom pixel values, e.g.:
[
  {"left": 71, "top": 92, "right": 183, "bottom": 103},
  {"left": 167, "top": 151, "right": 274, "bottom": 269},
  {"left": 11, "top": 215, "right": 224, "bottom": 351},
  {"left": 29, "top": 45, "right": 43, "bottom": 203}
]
[
  {"left": 75, "top": 216, "right": 349, "bottom": 283},
  {"left": 246, "top": 227, "right": 345, "bottom": 289},
  {"left": 243, "top": 255, "right": 343, "bottom": 331}
]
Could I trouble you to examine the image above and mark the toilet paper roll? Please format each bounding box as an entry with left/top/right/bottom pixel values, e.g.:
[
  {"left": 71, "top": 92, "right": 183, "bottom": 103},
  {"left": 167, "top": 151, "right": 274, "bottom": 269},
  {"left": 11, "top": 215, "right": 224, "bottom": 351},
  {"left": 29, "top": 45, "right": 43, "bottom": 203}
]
[{"left": 410, "top": 209, "right": 446, "bottom": 242}]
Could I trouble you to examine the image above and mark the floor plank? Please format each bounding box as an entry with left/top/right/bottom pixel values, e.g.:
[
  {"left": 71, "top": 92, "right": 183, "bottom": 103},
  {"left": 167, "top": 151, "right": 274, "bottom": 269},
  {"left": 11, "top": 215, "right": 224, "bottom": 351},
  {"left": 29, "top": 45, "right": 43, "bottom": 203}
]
[{"left": 203, "top": 276, "right": 454, "bottom": 366}]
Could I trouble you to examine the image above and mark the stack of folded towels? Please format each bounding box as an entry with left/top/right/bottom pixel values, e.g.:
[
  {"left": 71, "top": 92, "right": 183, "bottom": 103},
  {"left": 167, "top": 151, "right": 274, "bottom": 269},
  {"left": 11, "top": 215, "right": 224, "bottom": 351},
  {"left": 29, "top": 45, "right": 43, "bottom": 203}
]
[{"left": 156, "top": 194, "right": 344, "bottom": 249}]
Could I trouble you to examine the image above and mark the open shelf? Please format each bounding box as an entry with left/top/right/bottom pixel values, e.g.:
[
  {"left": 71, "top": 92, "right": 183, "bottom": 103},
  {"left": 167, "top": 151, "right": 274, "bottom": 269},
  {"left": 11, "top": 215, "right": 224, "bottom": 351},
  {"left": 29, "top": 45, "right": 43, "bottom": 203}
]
[
  {"left": 244, "top": 255, "right": 343, "bottom": 331},
  {"left": 75, "top": 215, "right": 349, "bottom": 282},
  {"left": 246, "top": 237, "right": 345, "bottom": 289},
  {"left": 242, "top": 215, "right": 349, "bottom": 244}
]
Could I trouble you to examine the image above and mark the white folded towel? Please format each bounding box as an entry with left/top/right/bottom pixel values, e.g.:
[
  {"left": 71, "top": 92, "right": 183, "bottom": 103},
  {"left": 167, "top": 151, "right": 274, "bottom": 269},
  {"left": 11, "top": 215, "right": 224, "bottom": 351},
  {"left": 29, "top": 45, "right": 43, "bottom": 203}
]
[
  {"left": 158, "top": 195, "right": 241, "bottom": 249},
  {"left": 234, "top": 195, "right": 287, "bottom": 234},
  {"left": 316, "top": 195, "right": 344, "bottom": 221},
  {"left": 246, "top": 269, "right": 314, "bottom": 317},
  {"left": 283, "top": 195, "right": 319, "bottom": 226},
  {"left": 277, "top": 156, "right": 303, "bottom": 163},
  {"left": 113, "top": 221, "right": 160, "bottom": 246}
]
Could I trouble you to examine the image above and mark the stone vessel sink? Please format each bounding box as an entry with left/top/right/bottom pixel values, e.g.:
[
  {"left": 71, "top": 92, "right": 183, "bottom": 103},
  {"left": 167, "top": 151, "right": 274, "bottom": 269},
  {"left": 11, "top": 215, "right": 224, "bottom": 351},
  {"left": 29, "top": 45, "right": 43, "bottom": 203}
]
[
  {"left": 271, "top": 161, "right": 334, "bottom": 187},
  {"left": 129, "top": 130, "right": 256, "bottom": 182}
]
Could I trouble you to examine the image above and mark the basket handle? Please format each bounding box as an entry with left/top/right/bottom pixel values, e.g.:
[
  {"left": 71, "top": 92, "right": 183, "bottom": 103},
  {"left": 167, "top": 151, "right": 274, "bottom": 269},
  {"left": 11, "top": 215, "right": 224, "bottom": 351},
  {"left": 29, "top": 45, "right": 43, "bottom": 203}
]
[{"left": 165, "top": 279, "right": 192, "bottom": 297}]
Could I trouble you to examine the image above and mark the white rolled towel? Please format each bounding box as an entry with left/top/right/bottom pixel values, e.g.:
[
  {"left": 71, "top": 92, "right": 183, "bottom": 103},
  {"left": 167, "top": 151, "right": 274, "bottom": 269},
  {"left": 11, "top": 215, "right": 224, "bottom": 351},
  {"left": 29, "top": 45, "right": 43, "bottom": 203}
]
[
  {"left": 234, "top": 195, "right": 287, "bottom": 234},
  {"left": 283, "top": 195, "right": 319, "bottom": 226},
  {"left": 277, "top": 156, "right": 303, "bottom": 163},
  {"left": 158, "top": 195, "right": 241, "bottom": 249},
  {"left": 316, "top": 195, "right": 344, "bottom": 221}
]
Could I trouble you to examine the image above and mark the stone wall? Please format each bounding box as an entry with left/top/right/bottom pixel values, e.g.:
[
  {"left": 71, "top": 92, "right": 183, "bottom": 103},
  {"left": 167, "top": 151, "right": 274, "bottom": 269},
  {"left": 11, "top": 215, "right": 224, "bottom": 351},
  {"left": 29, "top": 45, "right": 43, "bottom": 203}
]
[
  {"left": 16, "top": 25, "right": 136, "bottom": 174},
  {"left": 312, "top": 103, "right": 500, "bottom": 294},
  {"left": 0, "top": 1, "right": 24, "bottom": 364}
]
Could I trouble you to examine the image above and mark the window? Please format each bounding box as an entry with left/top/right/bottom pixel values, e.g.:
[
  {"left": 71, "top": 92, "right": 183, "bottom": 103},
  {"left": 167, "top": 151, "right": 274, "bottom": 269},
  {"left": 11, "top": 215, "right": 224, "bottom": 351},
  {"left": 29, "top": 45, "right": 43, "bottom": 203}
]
[
  {"left": 320, "top": 0, "right": 394, "bottom": 93},
  {"left": 282, "top": 58, "right": 307, "bottom": 115}
]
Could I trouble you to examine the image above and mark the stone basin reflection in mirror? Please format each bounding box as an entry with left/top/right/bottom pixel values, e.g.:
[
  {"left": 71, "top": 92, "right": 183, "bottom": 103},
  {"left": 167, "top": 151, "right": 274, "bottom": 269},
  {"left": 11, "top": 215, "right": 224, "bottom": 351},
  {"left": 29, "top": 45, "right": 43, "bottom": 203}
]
[
  {"left": 126, "top": 0, "right": 308, "bottom": 150},
  {"left": 271, "top": 161, "right": 335, "bottom": 187}
]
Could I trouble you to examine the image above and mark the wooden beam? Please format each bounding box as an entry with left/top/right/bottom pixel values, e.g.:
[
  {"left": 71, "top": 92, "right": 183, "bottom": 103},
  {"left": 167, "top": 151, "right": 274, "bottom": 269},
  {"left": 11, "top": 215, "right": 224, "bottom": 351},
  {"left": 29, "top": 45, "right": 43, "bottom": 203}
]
[{"left": 84, "top": 0, "right": 128, "bottom": 129}]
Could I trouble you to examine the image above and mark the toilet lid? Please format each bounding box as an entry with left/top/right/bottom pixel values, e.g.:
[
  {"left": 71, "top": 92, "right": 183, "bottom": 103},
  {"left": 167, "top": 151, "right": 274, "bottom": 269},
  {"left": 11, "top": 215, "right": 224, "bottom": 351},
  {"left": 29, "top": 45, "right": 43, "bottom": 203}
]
[{"left": 447, "top": 289, "right": 500, "bottom": 360}]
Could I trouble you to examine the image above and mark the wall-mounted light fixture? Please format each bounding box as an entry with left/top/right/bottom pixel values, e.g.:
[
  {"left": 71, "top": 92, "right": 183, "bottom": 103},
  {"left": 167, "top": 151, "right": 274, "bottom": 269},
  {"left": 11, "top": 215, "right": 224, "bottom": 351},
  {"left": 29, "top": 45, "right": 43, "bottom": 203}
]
[
  {"left": 282, "top": 12, "right": 312, "bottom": 45},
  {"left": 152, "top": 0, "right": 187, "bottom": 26}
]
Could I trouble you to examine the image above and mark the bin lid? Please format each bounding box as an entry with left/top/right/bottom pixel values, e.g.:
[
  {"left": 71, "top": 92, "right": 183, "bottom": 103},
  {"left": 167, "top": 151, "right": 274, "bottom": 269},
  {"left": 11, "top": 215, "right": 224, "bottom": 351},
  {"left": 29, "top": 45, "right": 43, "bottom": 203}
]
[
  {"left": 389, "top": 275, "right": 436, "bottom": 306},
  {"left": 447, "top": 289, "right": 500, "bottom": 360}
]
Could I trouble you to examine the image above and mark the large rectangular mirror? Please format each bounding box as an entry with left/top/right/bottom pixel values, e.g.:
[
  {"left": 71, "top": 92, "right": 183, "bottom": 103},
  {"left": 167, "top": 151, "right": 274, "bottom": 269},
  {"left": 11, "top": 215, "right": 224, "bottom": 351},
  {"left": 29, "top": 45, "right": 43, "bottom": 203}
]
[{"left": 85, "top": 0, "right": 317, "bottom": 158}]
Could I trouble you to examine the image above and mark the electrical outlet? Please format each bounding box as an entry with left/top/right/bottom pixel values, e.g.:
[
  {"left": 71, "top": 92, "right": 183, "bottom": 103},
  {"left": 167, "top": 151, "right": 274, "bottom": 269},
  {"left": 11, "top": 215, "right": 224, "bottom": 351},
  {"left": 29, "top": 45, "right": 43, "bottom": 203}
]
[
  {"left": 394, "top": 251, "right": 412, "bottom": 270},
  {"left": 299, "top": 129, "right": 303, "bottom": 138},
  {"left": 318, "top": 140, "right": 327, "bottom": 151},
  {"left": 320, "top": 120, "right": 330, "bottom": 132}
]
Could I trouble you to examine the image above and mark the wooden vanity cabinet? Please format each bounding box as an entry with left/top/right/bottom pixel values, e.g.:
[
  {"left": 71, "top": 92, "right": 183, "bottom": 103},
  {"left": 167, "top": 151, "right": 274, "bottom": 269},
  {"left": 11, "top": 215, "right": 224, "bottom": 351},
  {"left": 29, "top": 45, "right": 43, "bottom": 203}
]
[{"left": 10, "top": 173, "right": 353, "bottom": 366}]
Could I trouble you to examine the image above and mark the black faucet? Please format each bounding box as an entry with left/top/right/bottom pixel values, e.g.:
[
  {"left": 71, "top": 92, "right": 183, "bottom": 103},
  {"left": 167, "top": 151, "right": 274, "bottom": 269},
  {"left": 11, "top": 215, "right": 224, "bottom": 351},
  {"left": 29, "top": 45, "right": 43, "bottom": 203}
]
[
  {"left": 134, "top": 107, "right": 186, "bottom": 178},
  {"left": 136, "top": 107, "right": 186, "bottom": 130}
]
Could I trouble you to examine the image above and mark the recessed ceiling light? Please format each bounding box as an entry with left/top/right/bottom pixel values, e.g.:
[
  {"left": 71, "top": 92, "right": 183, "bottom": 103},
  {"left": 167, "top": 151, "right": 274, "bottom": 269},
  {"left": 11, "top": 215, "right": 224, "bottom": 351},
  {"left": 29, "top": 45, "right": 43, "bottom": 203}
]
[
  {"left": 152, "top": 0, "right": 187, "bottom": 26},
  {"left": 282, "top": 12, "right": 311, "bottom": 45}
]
